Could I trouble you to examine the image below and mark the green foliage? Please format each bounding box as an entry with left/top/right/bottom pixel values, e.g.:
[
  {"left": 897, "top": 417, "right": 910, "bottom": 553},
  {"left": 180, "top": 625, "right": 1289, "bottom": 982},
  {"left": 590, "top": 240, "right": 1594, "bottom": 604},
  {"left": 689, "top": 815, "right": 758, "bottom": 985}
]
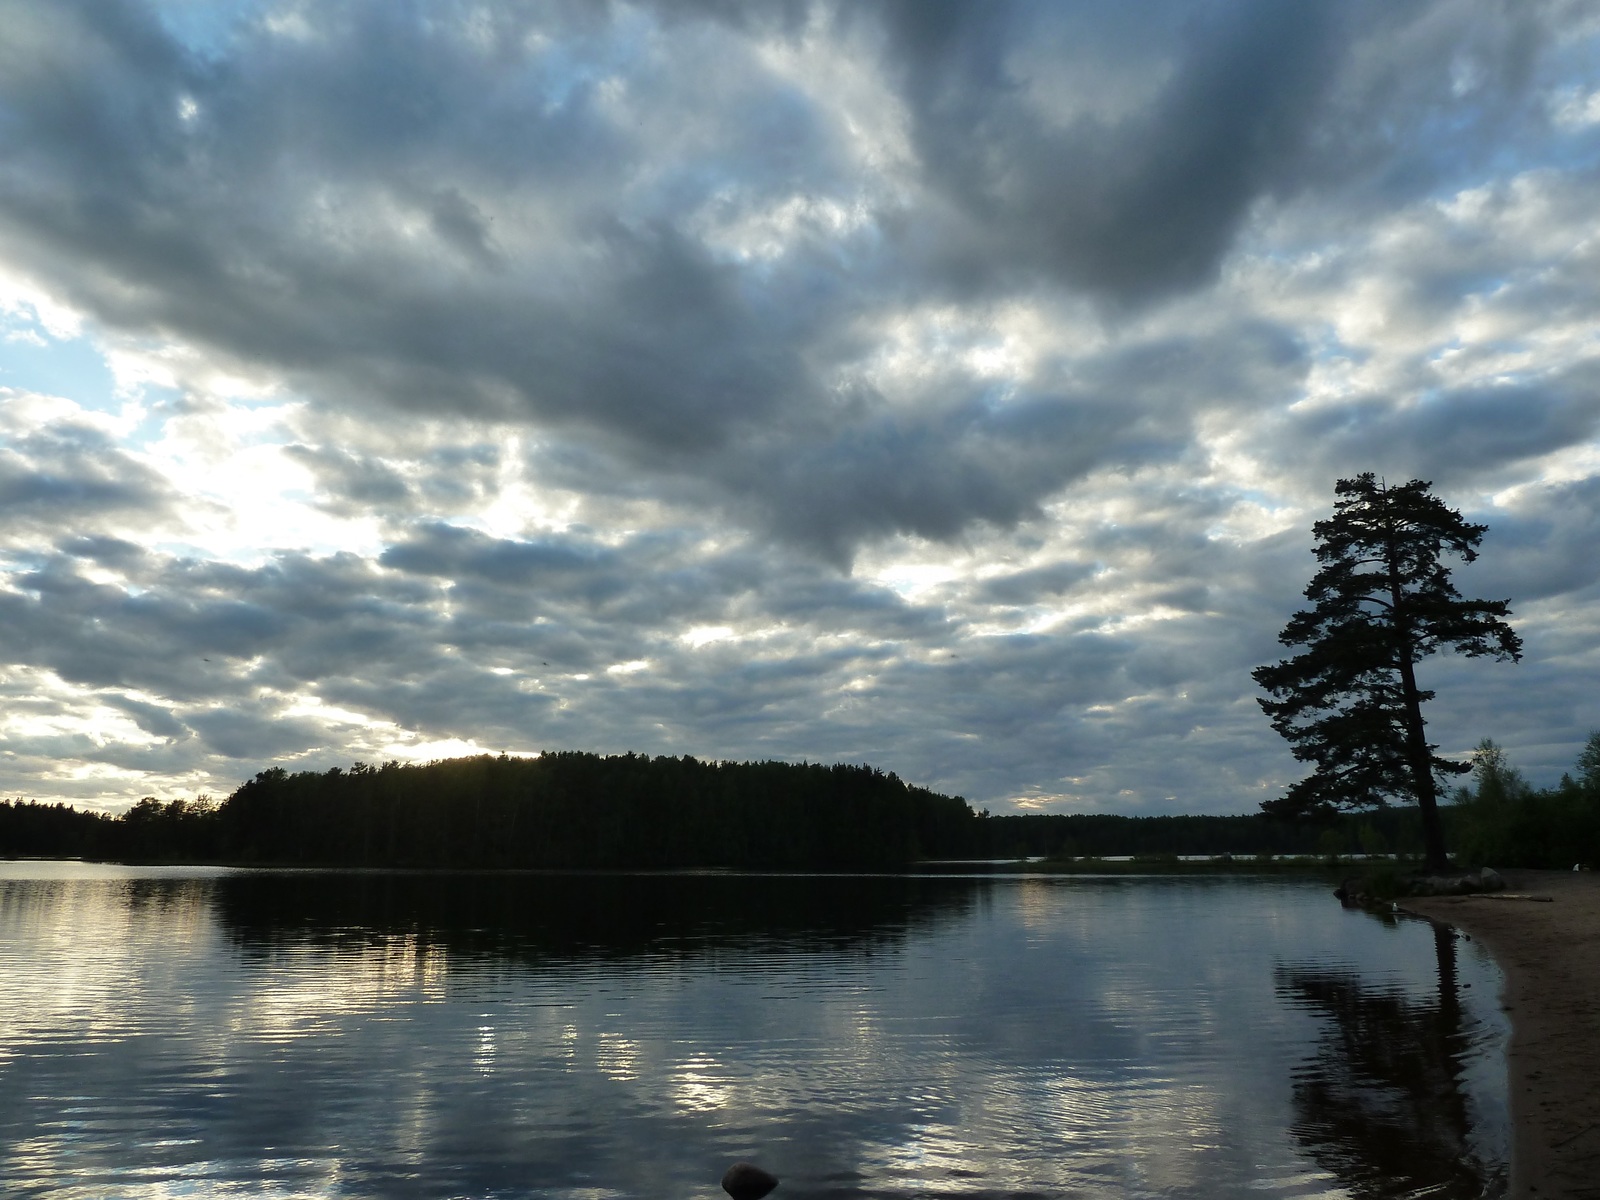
[
  {"left": 1355, "top": 821, "right": 1388, "bottom": 855},
  {"left": 1356, "top": 859, "right": 1405, "bottom": 901},
  {"left": 1254, "top": 475, "right": 1520, "bottom": 870},
  {"left": 1317, "top": 827, "right": 1349, "bottom": 860},
  {"left": 1576, "top": 729, "right": 1600, "bottom": 793},
  {"left": 1452, "top": 738, "right": 1600, "bottom": 868}
]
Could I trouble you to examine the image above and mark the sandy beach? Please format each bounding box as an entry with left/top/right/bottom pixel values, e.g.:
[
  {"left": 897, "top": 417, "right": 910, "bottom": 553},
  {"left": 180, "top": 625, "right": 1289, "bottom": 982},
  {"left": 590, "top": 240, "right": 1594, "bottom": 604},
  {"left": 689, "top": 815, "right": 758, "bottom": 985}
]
[{"left": 1403, "top": 870, "right": 1600, "bottom": 1199}]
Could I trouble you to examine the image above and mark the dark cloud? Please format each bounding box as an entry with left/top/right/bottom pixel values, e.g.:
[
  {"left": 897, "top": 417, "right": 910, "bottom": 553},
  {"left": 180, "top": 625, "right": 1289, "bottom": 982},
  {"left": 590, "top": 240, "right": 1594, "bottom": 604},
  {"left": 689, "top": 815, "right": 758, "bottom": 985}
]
[
  {"left": 381, "top": 523, "right": 617, "bottom": 589},
  {"left": 283, "top": 444, "right": 412, "bottom": 512},
  {"left": 58, "top": 534, "right": 150, "bottom": 569},
  {"left": 1470, "top": 476, "right": 1600, "bottom": 603},
  {"left": 187, "top": 706, "right": 327, "bottom": 761},
  {"left": 102, "top": 692, "right": 189, "bottom": 741},
  {"left": 876, "top": 0, "right": 1349, "bottom": 302},
  {"left": 0, "top": 556, "right": 288, "bottom": 694},
  {"left": 978, "top": 562, "right": 1097, "bottom": 606},
  {"left": 1280, "top": 374, "right": 1600, "bottom": 492},
  {"left": 733, "top": 392, "right": 1144, "bottom": 558},
  {"left": 0, "top": 416, "right": 174, "bottom": 529},
  {"left": 1401, "top": 384, "right": 1600, "bottom": 474}
]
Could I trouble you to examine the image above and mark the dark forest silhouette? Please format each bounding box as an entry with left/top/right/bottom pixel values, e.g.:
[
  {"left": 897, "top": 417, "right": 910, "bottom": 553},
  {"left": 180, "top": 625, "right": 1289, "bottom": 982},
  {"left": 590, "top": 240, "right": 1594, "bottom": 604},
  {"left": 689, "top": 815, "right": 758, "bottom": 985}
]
[
  {"left": 1, "top": 749, "right": 1466, "bottom": 868},
  {"left": 216, "top": 753, "right": 978, "bottom": 869},
  {"left": 4, "top": 753, "right": 975, "bottom": 869}
]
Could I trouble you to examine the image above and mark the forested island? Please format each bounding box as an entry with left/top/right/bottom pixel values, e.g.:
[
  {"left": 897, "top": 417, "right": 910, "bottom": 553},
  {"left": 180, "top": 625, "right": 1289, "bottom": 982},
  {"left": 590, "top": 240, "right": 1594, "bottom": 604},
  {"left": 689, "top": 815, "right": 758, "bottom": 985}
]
[
  {"left": 5, "top": 753, "right": 973, "bottom": 869},
  {"left": 6, "top": 746, "right": 1594, "bottom": 869}
]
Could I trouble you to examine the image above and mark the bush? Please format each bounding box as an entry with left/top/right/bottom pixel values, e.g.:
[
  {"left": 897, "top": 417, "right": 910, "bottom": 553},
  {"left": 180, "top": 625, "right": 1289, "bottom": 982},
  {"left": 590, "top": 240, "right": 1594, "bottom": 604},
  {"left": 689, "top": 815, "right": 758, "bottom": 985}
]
[{"left": 1452, "top": 735, "right": 1600, "bottom": 868}]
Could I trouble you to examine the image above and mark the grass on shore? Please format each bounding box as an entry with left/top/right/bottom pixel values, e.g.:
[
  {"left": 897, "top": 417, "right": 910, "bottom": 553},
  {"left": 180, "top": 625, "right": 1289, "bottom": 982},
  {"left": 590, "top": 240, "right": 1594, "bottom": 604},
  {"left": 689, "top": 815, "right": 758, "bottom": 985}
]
[{"left": 1014, "top": 853, "right": 1369, "bottom": 876}]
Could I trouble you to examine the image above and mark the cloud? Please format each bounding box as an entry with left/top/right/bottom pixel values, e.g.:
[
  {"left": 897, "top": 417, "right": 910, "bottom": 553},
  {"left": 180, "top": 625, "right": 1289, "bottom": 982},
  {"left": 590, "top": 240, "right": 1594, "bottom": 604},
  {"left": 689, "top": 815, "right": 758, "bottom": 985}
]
[
  {"left": 0, "top": 1, "right": 1598, "bottom": 813},
  {"left": 186, "top": 705, "right": 329, "bottom": 761},
  {"left": 0, "top": 1, "right": 1572, "bottom": 557},
  {"left": 876, "top": 0, "right": 1350, "bottom": 303},
  {"left": 283, "top": 444, "right": 412, "bottom": 514},
  {"left": 0, "top": 394, "right": 175, "bottom": 531}
]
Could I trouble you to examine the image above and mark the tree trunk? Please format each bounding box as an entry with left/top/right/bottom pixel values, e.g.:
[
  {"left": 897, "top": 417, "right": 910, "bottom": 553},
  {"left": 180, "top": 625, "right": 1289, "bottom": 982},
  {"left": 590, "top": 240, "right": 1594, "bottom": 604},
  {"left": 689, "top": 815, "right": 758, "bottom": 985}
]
[
  {"left": 1396, "top": 650, "right": 1449, "bottom": 871},
  {"left": 1384, "top": 490, "right": 1450, "bottom": 873}
]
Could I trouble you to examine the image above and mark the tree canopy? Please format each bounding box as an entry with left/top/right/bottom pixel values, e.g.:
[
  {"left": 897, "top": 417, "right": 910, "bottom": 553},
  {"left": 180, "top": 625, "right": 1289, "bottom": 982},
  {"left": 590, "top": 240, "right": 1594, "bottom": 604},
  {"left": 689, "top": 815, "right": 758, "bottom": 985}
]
[{"left": 1254, "top": 475, "right": 1521, "bottom": 870}]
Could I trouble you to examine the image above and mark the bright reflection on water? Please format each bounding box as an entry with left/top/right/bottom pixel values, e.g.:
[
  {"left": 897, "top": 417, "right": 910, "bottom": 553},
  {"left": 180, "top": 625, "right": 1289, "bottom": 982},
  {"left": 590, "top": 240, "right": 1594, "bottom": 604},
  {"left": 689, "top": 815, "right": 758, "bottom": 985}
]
[{"left": 0, "top": 864, "right": 1506, "bottom": 1199}]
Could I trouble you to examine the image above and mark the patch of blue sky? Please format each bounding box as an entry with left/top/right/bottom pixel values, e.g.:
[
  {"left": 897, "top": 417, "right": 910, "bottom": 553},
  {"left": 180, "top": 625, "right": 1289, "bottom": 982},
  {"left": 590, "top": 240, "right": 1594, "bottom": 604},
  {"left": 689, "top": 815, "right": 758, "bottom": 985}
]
[
  {"left": 526, "top": 4, "right": 654, "bottom": 115},
  {"left": 1229, "top": 485, "right": 1292, "bottom": 508},
  {"left": 1306, "top": 324, "right": 1367, "bottom": 365},
  {"left": 0, "top": 324, "right": 118, "bottom": 412},
  {"left": 1452, "top": 75, "right": 1600, "bottom": 184},
  {"left": 1540, "top": 29, "right": 1600, "bottom": 117},
  {"left": 154, "top": 0, "right": 263, "bottom": 63},
  {"left": 978, "top": 382, "right": 1021, "bottom": 413},
  {"left": 123, "top": 383, "right": 189, "bottom": 447}
]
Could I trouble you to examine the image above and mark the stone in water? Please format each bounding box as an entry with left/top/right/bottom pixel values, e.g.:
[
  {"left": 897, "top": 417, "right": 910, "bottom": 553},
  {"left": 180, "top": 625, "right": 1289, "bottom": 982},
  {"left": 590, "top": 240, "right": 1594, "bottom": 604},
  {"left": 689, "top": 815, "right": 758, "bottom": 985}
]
[{"left": 721, "top": 1162, "right": 778, "bottom": 1200}]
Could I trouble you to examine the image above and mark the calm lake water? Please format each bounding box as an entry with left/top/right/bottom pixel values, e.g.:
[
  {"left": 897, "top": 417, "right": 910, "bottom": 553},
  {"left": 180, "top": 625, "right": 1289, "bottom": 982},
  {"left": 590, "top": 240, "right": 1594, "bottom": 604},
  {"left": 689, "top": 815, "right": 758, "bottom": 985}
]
[{"left": 0, "top": 863, "right": 1507, "bottom": 1199}]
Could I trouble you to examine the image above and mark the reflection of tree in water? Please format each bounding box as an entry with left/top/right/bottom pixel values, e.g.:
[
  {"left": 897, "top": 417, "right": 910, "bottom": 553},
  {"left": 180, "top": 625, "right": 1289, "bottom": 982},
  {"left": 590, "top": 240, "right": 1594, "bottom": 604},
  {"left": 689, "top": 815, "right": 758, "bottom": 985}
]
[
  {"left": 211, "top": 871, "right": 984, "bottom": 968},
  {"left": 1276, "top": 923, "right": 1506, "bottom": 1200},
  {"left": 121, "top": 877, "right": 212, "bottom": 915}
]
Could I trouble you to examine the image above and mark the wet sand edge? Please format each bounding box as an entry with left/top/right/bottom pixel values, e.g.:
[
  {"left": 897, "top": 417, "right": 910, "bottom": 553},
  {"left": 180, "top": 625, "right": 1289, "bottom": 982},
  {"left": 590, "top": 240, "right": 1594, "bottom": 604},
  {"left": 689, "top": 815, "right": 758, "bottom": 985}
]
[{"left": 1402, "top": 870, "right": 1600, "bottom": 1200}]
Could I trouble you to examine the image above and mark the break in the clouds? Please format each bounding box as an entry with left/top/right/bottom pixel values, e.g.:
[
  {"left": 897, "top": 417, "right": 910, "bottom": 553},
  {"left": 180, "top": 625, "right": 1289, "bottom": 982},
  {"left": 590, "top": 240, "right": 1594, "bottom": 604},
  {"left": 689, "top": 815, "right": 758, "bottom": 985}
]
[{"left": 2, "top": 0, "right": 1599, "bottom": 813}]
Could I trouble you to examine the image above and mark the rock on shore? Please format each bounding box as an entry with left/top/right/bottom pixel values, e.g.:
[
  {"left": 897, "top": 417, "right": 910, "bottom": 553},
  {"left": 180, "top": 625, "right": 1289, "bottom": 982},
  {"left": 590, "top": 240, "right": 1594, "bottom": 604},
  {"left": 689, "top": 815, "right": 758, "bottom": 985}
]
[{"left": 1336, "top": 866, "right": 1505, "bottom": 906}]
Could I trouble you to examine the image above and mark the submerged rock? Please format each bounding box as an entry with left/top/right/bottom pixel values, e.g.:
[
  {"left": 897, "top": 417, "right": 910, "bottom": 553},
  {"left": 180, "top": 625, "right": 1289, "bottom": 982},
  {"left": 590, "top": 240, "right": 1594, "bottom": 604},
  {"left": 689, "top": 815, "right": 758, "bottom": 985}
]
[{"left": 722, "top": 1162, "right": 779, "bottom": 1200}]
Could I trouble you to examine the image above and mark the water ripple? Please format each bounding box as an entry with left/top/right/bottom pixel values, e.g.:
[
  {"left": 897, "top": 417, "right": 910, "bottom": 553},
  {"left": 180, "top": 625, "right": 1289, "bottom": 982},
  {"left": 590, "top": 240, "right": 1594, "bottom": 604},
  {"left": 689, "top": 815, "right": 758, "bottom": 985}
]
[{"left": 0, "top": 868, "right": 1506, "bottom": 1199}]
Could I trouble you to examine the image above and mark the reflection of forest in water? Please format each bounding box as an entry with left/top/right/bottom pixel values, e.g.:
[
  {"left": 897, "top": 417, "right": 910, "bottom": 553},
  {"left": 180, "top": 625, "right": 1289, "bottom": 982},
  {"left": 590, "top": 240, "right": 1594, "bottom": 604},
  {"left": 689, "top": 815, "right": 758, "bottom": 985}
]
[
  {"left": 1277, "top": 921, "right": 1507, "bottom": 1200},
  {"left": 199, "top": 871, "right": 986, "bottom": 966}
]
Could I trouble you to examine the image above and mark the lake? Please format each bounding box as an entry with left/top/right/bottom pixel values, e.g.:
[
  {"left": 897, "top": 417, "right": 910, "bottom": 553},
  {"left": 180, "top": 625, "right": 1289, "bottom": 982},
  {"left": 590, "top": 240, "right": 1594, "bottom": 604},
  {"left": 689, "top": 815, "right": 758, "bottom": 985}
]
[{"left": 0, "top": 863, "right": 1508, "bottom": 1199}]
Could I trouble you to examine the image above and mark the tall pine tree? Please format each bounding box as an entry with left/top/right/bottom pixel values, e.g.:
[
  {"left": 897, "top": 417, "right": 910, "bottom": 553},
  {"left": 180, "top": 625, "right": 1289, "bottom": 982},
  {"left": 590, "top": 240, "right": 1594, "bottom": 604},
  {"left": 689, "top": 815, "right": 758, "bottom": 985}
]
[{"left": 1254, "top": 475, "right": 1521, "bottom": 871}]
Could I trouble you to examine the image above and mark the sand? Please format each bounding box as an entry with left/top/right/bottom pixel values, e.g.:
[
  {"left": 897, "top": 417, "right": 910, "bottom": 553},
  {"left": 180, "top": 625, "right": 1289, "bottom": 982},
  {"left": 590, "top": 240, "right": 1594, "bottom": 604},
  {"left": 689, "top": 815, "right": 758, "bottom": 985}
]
[{"left": 1403, "top": 870, "right": 1600, "bottom": 1199}]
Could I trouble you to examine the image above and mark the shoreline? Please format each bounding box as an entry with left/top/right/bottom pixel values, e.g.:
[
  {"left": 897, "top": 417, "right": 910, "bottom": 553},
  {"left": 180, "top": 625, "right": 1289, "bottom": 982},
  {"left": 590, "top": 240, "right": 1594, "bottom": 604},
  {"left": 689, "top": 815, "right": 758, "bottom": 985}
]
[{"left": 1402, "top": 870, "right": 1600, "bottom": 1199}]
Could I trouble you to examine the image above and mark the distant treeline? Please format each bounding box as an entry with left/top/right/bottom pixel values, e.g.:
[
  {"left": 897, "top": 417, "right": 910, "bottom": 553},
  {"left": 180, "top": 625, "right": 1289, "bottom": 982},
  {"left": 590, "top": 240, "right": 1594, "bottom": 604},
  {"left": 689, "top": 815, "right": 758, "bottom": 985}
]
[
  {"left": 0, "top": 798, "right": 121, "bottom": 858},
  {"left": 1448, "top": 736, "right": 1600, "bottom": 869},
  {"left": 5, "top": 743, "right": 1594, "bottom": 869},
  {"left": 974, "top": 806, "right": 1434, "bottom": 861},
  {"left": 2, "top": 752, "right": 973, "bottom": 869}
]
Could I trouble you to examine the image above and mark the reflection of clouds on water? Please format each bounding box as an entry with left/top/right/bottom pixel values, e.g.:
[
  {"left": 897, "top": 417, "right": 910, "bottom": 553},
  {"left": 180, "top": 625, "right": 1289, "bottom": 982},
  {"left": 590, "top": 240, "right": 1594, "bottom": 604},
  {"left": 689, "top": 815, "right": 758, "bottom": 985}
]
[
  {"left": 0, "top": 876, "right": 215, "bottom": 1054},
  {"left": 475, "top": 1022, "right": 496, "bottom": 1075},
  {"left": 1013, "top": 875, "right": 1060, "bottom": 928},
  {"left": 670, "top": 1053, "right": 733, "bottom": 1113},
  {"left": 877, "top": 1119, "right": 986, "bottom": 1185},
  {"left": 229, "top": 937, "right": 452, "bottom": 1043},
  {"left": 0, "top": 869, "right": 1509, "bottom": 1198},
  {"left": 595, "top": 1030, "right": 641, "bottom": 1083}
]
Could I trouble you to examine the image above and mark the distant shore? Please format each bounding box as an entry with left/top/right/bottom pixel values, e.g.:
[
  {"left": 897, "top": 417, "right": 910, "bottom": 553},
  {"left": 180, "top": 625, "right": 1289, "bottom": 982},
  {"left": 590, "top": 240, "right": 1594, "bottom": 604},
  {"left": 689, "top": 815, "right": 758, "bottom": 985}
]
[
  {"left": 1014, "top": 854, "right": 1349, "bottom": 874},
  {"left": 1403, "top": 870, "right": 1600, "bottom": 1199}
]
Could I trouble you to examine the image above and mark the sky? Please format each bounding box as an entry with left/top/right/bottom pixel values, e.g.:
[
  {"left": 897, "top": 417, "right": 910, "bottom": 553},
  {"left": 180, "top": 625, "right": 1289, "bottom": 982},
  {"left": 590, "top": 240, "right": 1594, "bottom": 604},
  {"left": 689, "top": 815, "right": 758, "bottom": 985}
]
[{"left": 2, "top": 0, "right": 1599, "bottom": 817}]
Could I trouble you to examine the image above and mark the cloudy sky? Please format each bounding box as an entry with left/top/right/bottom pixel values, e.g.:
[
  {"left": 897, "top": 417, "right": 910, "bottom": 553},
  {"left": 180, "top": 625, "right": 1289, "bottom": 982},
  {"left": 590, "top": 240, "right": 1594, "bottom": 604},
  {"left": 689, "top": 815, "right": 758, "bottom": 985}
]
[{"left": 2, "top": 0, "right": 1599, "bottom": 816}]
